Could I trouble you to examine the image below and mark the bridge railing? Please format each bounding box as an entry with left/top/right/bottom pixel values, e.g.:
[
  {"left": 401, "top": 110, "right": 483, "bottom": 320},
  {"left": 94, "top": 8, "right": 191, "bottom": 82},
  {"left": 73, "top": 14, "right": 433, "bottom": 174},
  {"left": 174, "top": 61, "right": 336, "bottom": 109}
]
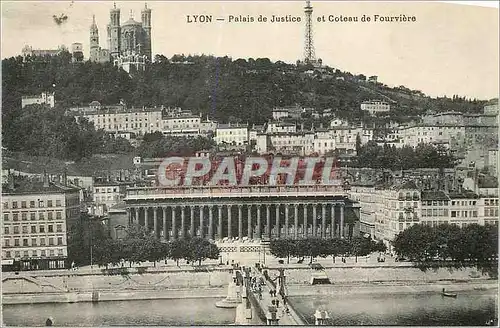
[{"left": 125, "top": 184, "right": 349, "bottom": 199}]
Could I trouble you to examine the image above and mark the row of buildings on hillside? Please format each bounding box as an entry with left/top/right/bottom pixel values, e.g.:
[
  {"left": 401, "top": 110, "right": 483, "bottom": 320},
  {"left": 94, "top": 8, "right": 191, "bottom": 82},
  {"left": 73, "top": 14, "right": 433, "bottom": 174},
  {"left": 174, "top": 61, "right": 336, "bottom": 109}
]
[{"left": 67, "top": 101, "right": 497, "bottom": 172}]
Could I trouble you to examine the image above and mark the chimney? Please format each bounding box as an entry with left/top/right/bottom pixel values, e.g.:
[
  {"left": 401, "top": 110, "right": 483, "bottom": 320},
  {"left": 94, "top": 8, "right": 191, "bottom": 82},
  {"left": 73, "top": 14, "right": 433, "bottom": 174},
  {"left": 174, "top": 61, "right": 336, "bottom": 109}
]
[
  {"left": 43, "top": 170, "right": 49, "bottom": 188},
  {"left": 63, "top": 170, "right": 67, "bottom": 186}
]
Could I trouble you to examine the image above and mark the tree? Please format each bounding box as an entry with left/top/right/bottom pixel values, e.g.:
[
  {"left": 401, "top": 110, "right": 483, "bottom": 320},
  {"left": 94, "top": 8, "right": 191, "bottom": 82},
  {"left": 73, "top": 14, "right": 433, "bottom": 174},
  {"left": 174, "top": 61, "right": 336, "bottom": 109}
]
[
  {"left": 269, "top": 239, "right": 297, "bottom": 264},
  {"left": 184, "top": 238, "right": 220, "bottom": 266},
  {"left": 169, "top": 239, "right": 188, "bottom": 266}
]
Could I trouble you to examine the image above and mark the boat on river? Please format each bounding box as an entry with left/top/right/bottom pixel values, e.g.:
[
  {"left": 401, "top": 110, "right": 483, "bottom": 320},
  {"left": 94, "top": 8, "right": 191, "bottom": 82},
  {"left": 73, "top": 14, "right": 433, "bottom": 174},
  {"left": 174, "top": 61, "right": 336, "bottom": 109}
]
[{"left": 442, "top": 288, "right": 457, "bottom": 298}]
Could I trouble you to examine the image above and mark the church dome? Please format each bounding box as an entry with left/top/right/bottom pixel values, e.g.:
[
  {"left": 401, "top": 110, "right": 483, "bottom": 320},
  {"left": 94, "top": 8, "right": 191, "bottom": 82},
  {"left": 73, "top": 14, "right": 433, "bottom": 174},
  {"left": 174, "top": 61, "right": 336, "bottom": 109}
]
[{"left": 122, "top": 18, "right": 141, "bottom": 26}]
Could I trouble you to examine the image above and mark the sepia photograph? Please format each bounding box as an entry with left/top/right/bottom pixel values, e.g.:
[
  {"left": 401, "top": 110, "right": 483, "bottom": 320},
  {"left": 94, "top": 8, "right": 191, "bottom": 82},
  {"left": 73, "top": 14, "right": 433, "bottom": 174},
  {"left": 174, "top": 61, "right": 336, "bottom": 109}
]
[{"left": 1, "top": 0, "right": 499, "bottom": 326}]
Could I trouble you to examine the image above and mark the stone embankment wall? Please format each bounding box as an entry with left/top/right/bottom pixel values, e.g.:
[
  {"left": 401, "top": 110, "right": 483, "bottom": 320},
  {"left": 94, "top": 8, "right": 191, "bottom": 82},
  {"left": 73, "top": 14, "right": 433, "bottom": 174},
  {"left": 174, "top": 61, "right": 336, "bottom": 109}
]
[
  {"left": 2, "top": 268, "right": 231, "bottom": 304},
  {"left": 267, "top": 266, "right": 490, "bottom": 285}
]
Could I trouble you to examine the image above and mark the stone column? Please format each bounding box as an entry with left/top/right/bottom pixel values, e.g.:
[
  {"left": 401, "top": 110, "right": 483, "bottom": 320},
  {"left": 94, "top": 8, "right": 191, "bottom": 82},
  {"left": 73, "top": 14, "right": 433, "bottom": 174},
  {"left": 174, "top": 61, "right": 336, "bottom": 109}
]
[
  {"left": 228, "top": 205, "right": 233, "bottom": 239},
  {"left": 218, "top": 205, "right": 223, "bottom": 240},
  {"left": 247, "top": 205, "right": 252, "bottom": 238},
  {"left": 331, "top": 205, "right": 335, "bottom": 238},
  {"left": 257, "top": 205, "right": 262, "bottom": 239},
  {"left": 294, "top": 204, "right": 299, "bottom": 239},
  {"left": 163, "top": 207, "right": 168, "bottom": 241},
  {"left": 275, "top": 205, "right": 280, "bottom": 238},
  {"left": 238, "top": 205, "right": 243, "bottom": 239},
  {"left": 303, "top": 204, "right": 308, "bottom": 237},
  {"left": 208, "top": 205, "right": 214, "bottom": 240},
  {"left": 172, "top": 206, "right": 177, "bottom": 240},
  {"left": 153, "top": 206, "right": 158, "bottom": 238},
  {"left": 190, "top": 206, "right": 195, "bottom": 237},
  {"left": 285, "top": 205, "right": 289, "bottom": 238},
  {"left": 312, "top": 204, "right": 317, "bottom": 237},
  {"left": 200, "top": 205, "right": 205, "bottom": 238},
  {"left": 321, "top": 204, "right": 326, "bottom": 238},
  {"left": 266, "top": 204, "right": 271, "bottom": 238},
  {"left": 340, "top": 204, "right": 345, "bottom": 238},
  {"left": 144, "top": 207, "right": 149, "bottom": 231},
  {"left": 181, "top": 206, "right": 186, "bottom": 238}
]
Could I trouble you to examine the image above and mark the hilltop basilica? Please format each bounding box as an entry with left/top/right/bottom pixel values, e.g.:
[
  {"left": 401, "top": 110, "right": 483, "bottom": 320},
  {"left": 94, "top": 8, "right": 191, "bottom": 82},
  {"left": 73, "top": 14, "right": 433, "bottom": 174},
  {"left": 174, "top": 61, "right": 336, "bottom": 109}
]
[{"left": 90, "top": 3, "right": 152, "bottom": 73}]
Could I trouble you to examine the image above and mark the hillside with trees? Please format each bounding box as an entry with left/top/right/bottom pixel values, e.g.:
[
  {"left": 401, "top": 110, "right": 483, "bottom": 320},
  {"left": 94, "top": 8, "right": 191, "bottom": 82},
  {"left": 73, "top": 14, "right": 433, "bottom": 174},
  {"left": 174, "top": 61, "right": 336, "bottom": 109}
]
[{"left": 2, "top": 52, "right": 487, "bottom": 125}]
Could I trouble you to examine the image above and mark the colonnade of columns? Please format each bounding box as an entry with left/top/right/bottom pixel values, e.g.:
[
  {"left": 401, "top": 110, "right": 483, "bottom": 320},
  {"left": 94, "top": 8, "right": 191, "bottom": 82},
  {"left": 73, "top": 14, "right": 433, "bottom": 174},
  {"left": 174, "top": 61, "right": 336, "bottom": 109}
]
[{"left": 127, "top": 203, "right": 347, "bottom": 241}]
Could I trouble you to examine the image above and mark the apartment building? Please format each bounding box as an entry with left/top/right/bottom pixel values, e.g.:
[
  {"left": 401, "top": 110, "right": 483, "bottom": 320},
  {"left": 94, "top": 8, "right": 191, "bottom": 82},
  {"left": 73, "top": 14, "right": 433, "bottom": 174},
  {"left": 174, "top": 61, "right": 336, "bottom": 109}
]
[
  {"left": 214, "top": 123, "right": 249, "bottom": 146},
  {"left": 2, "top": 175, "right": 81, "bottom": 271},
  {"left": 79, "top": 107, "right": 163, "bottom": 136}
]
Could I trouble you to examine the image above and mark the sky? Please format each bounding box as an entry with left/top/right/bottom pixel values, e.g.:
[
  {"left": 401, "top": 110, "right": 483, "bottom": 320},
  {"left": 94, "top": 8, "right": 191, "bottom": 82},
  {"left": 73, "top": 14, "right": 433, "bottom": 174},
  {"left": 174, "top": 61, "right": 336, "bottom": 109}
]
[{"left": 1, "top": 1, "right": 498, "bottom": 100}]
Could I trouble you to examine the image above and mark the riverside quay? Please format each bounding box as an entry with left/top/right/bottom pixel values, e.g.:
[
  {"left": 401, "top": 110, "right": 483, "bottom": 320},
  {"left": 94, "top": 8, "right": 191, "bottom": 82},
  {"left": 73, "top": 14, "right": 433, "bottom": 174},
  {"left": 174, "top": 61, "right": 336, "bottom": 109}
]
[{"left": 123, "top": 184, "right": 360, "bottom": 240}]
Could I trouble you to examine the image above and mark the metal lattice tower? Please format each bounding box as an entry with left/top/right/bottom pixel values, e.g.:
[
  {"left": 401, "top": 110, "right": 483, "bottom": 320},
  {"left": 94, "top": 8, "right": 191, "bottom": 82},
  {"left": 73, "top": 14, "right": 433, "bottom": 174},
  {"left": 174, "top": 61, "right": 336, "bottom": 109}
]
[{"left": 303, "top": 0, "right": 316, "bottom": 63}]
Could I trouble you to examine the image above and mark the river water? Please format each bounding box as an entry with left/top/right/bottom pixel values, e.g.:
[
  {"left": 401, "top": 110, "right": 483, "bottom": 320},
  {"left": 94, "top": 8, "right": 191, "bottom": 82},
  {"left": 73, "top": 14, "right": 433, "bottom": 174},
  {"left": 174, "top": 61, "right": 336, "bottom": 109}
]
[
  {"left": 290, "top": 289, "right": 498, "bottom": 326},
  {"left": 2, "top": 298, "right": 235, "bottom": 326},
  {"left": 3, "top": 290, "right": 498, "bottom": 326}
]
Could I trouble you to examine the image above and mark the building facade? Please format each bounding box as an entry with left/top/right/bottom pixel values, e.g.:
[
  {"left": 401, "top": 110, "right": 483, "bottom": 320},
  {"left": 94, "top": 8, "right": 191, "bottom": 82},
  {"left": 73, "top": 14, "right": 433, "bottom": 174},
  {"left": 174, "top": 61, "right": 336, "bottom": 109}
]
[
  {"left": 360, "top": 100, "right": 391, "bottom": 114},
  {"left": 123, "top": 185, "right": 359, "bottom": 241},
  {"left": 2, "top": 176, "right": 81, "bottom": 271},
  {"left": 214, "top": 123, "right": 249, "bottom": 146},
  {"left": 78, "top": 107, "right": 163, "bottom": 136},
  {"left": 21, "top": 92, "right": 55, "bottom": 109}
]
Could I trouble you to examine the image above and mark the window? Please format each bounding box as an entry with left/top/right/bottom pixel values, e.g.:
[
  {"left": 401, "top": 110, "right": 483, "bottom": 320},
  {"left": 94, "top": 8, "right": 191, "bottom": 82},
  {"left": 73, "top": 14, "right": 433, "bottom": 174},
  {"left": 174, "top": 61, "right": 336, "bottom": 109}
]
[
  {"left": 38, "top": 200, "right": 44, "bottom": 208},
  {"left": 5, "top": 251, "right": 11, "bottom": 258},
  {"left": 49, "top": 250, "right": 55, "bottom": 257},
  {"left": 23, "top": 251, "right": 28, "bottom": 257},
  {"left": 14, "top": 251, "right": 20, "bottom": 258},
  {"left": 32, "top": 238, "right": 37, "bottom": 246},
  {"left": 3, "top": 202, "right": 8, "bottom": 209},
  {"left": 13, "top": 226, "right": 19, "bottom": 234},
  {"left": 30, "top": 201, "right": 35, "bottom": 208},
  {"left": 4, "top": 240, "right": 10, "bottom": 247},
  {"left": 5, "top": 226, "right": 10, "bottom": 234},
  {"left": 14, "top": 239, "right": 20, "bottom": 246},
  {"left": 56, "top": 212, "right": 62, "bottom": 220},
  {"left": 41, "top": 250, "right": 46, "bottom": 257},
  {"left": 56, "top": 224, "right": 62, "bottom": 232},
  {"left": 32, "top": 250, "right": 38, "bottom": 257},
  {"left": 22, "top": 226, "right": 28, "bottom": 233},
  {"left": 39, "top": 212, "right": 45, "bottom": 220},
  {"left": 12, "top": 201, "right": 18, "bottom": 209},
  {"left": 451, "top": 211, "right": 457, "bottom": 217},
  {"left": 21, "top": 213, "right": 27, "bottom": 221},
  {"left": 21, "top": 201, "right": 27, "bottom": 208},
  {"left": 13, "top": 213, "right": 18, "bottom": 221},
  {"left": 47, "top": 200, "right": 53, "bottom": 207},
  {"left": 48, "top": 225, "right": 53, "bottom": 233},
  {"left": 4, "top": 213, "right": 8, "bottom": 221},
  {"left": 49, "top": 238, "right": 54, "bottom": 246},
  {"left": 58, "top": 249, "right": 63, "bottom": 256},
  {"left": 40, "top": 225, "right": 45, "bottom": 233},
  {"left": 56, "top": 200, "right": 61, "bottom": 207},
  {"left": 40, "top": 238, "right": 46, "bottom": 246},
  {"left": 57, "top": 237, "right": 63, "bottom": 245},
  {"left": 23, "top": 239, "right": 28, "bottom": 246},
  {"left": 48, "top": 212, "right": 53, "bottom": 220}
]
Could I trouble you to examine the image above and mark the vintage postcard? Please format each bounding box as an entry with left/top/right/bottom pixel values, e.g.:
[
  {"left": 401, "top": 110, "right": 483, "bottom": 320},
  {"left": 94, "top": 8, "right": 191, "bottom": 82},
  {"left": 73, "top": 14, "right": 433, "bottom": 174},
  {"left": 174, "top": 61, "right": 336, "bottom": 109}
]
[{"left": 1, "top": 0, "right": 498, "bottom": 326}]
